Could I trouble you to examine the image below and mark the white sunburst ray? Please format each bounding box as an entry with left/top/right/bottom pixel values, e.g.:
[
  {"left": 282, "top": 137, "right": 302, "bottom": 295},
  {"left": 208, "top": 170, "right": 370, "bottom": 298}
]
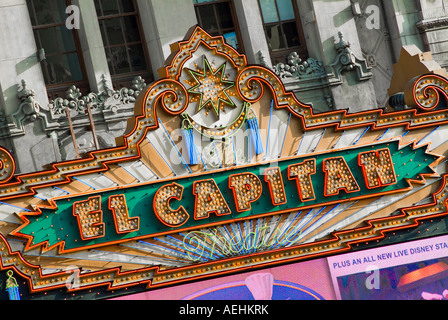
[
  {"left": 414, "top": 125, "right": 447, "bottom": 151},
  {"left": 305, "top": 176, "right": 444, "bottom": 243},
  {"left": 416, "top": 125, "right": 440, "bottom": 145},
  {"left": 333, "top": 127, "right": 371, "bottom": 149},
  {"left": 274, "top": 207, "right": 327, "bottom": 249},
  {"left": 158, "top": 117, "right": 192, "bottom": 174},
  {"left": 140, "top": 237, "right": 196, "bottom": 260},
  {"left": 239, "top": 220, "right": 255, "bottom": 255},
  {"left": 188, "top": 229, "right": 227, "bottom": 261},
  {"left": 86, "top": 248, "right": 187, "bottom": 267},
  {"left": 250, "top": 217, "right": 266, "bottom": 252},
  {"left": 236, "top": 220, "right": 251, "bottom": 254},
  {"left": 246, "top": 218, "right": 267, "bottom": 252},
  {"left": 138, "top": 238, "right": 209, "bottom": 264},
  {"left": 281, "top": 208, "right": 318, "bottom": 242},
  {"left": 376, "top": 127, "right": 406, "bottom": 142},
  {"left": 242, "top": 220, "right": 252, "bottom": 254},
  {"left": 242, "top": 219, "right": 262, "bottom": 254},
  {"left": 225, "top": 218, "right": 271, "bottom": 255},
  {"left": 22, "top": 243, "right": 188, "bottom": 269},
  {"left": 264, "top": 103, "right": 291, "bottom": 161},
  {"left": 162, "top": 233, "right": 216, "bottom": 259},
  {"left": 273, "top": 209, "right": 319, "bottom": 248},
  {"left": 256, "top": 214, "right": 283, "bottom": 250},
  {"left": 145, "top": 126, "right": 192, "bottom": 177},
  {"left": 303, "top": 196, "right": 386, "bottom": 244},
  {"left": 216, "top": 222, "right": 244, "bottom": 255},
  {"left": 122, "top": 240, "right": 192, "bottom": 262},
  {"left": 237, "top": 217, "right": 267, "bottom": 254},
  {"left": 248, "top": 212, "right": 304, "bottom": 252},
  {"left": 0, "top": 202, "right": 26, "bottom": 225},
  {"left": 118, "top": 160, "right": 160, "bottom": 184},
  {"left": 259, "top": 212, "right": 295, "bottom": 251},
  {"left": 267, "top": 210, "right": 303, "bottom": 250},
  {"left": 250, "top": 216, "right": 279, "bottom": 252},
  {"left": 181, "top": 224, "right": 229, "bottom": 260},
  {"left": 246, "top": 219, "right": 262, "bottom": 254},
  {"left": 296, "top": 128, "right": 326, "bottom": 155},
  {"left": 278, "top": 113, "right": 292, "bottom": 158},
  {"left": 218, "top": 223, "right": 246, "bottom": 256},
  {"left": 413, "top": 195, "right": 437, "bottom": 206},
  {"left": 34, "top": 186, "right": 70, "bottom": 201},
  {"left": 296, "top": 201, "right": 359, "bottom": 244},
  {"left": 211, "top": 225, "right": 241, "bottom": 257},
  {"left": 229, "top": 221, "right": 249, "bottom": 255},
  {"left": 286, "top": 204, "right": 353, "bottom": 246}
]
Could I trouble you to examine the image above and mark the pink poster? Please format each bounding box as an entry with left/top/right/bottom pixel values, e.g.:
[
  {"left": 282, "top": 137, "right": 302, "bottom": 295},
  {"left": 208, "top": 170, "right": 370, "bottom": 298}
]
[
  {"left": 113, "top": 257, "right": 336, "bottom": 300},
  {"left": 328, "top": 235, "right": 448, "bottom": 300}
]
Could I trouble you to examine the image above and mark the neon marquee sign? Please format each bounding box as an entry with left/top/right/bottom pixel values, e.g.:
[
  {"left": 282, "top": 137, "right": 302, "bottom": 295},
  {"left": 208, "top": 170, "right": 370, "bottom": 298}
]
[
  {"left": 0, "top": 26, "right": 447, "bottom": 295},
  {"left": 13, "top": 140, "right": 438, "bottom": 253}
]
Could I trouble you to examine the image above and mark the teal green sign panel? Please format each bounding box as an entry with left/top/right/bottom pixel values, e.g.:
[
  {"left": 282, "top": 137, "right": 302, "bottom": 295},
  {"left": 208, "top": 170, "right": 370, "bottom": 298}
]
[{"left": 16, "top": 141, "right": 438, "bottom": 252}]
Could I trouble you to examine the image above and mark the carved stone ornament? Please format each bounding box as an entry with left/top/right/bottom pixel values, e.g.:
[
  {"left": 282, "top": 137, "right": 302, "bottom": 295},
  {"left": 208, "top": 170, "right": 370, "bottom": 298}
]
[
  {"left": 272, "top": 32, "right": 371, "bottom": 85},
  {"left": 328, "top": 31, "right": 373, "bottom": 82},
  {"left": 15, "top": 79, "right": 43, "bottom": 121},
  {"left": 274, "top": 52, "right": 326, "bottom": 80},
  {"left": 49, "top": 76, "right": 147, "bottom": 115}
]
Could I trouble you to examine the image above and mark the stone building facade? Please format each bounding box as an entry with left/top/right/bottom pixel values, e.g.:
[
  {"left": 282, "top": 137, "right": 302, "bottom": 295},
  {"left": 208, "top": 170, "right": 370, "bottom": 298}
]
[{"left": 0, "top": 0, "right": 447, "bottom": 174}]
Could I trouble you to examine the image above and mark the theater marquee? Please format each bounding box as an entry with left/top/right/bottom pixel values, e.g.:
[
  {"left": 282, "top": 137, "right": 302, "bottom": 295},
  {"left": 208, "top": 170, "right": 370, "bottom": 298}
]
[{"left": 0, "top": 26, "right": 448, "bottom": 296}]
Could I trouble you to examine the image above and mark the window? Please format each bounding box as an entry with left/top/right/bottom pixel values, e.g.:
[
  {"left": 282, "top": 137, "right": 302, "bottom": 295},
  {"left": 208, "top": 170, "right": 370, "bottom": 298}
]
[
  {"left": 27, "top": 0, "right": 89, "bottom": 99},
  {"left": 193, "top": 0, "right": 243, "bottom": 52},
  {"left": 258, "top": 0, "right": 307, "bottom": 65},
  {"left": 94, "top": 0, "right": 152, "bottom": 89}
]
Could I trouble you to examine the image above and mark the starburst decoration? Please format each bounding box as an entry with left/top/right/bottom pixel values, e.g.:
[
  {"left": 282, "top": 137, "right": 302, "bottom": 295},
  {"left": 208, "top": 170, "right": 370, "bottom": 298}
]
[{"left": 187, "top": 57, "right": 235, "bottom": 119}]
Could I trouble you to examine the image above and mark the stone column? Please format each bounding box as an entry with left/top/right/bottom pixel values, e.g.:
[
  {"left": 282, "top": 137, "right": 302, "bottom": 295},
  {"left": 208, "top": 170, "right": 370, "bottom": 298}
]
[
  {"left": 72, "top": 0, "right": 113, "bottom": 92},
  {"left": 295, "top": 0, "right": 325, "bottom": 62},
  {"left": 233, "top": 0, "right": 272, "bottom": 67},
  {"left": 309, "top": 0, "right": 378, "bottom": 111},
  {"left": 382, "top": 0, "right": 426, "bottom": 62},
  {"left": 0, "top": 0, "right": 60, "bottom": 173},
  {"left": 136, "top": 0, "right": 198, "bottom": 80},
  {"left": 0, "top": 0, "right": 48, "bottom": 115}
]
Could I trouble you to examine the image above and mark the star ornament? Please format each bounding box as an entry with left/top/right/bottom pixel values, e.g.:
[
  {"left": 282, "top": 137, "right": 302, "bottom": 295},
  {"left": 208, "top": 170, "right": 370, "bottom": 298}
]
[{"left": 187, "top": 58, "right": 236, "bottom": 119}]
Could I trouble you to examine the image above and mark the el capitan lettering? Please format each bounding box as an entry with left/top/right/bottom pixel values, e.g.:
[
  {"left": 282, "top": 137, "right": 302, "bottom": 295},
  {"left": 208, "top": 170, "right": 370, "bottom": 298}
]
[{"left": 14, "top": 140, "right": 438, "bottom": 253}]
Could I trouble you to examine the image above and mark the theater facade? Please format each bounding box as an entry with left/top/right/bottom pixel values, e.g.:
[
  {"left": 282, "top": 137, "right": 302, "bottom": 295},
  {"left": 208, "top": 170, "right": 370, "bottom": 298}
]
[{"left": 1, "top": 0, "right": 448, "bottom": 301}]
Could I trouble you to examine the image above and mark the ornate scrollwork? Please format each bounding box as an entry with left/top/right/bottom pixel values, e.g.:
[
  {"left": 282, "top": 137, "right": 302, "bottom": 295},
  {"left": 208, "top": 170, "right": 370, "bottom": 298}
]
[
  {"left": 49, "top": 86, "right": 105, "bottom": 115},
  {"left": 104, "top": 76, "right": 147, "bottom": 112},
  {"left": 237, "top": 65, "right": 312, "bottom": 118},
  {"left": 405, "top": 74, "right": 448, "bottom": 111},
  {"left": 0, "top": 147, "right": 15, "bottom": 184},
  {"left": 119, "top": 79, "right": 189, "bottom": 148}
]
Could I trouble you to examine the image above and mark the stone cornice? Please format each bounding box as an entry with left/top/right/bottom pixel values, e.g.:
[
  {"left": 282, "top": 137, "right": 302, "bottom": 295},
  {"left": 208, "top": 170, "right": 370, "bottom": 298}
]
[{"left": 417, "top": 17, "right": 448, "bottom": 31}]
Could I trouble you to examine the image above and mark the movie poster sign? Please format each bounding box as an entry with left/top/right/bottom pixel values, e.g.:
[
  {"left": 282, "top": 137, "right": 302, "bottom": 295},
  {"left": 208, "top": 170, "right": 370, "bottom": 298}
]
[{"left": 328, "top": 235, "right": 448, "bottom": 300}]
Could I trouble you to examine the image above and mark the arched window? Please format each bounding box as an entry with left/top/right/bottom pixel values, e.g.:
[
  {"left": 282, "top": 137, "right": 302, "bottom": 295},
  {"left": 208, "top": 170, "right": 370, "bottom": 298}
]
[
  {"left": 27, "top": 0, "right": 90, "bottom": 100},
  {"left": 94, "top": 0, "right": 153, "bottom": 89},
  {"left": 258, "top": 0, "right": 307, "bottom": 65}
]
